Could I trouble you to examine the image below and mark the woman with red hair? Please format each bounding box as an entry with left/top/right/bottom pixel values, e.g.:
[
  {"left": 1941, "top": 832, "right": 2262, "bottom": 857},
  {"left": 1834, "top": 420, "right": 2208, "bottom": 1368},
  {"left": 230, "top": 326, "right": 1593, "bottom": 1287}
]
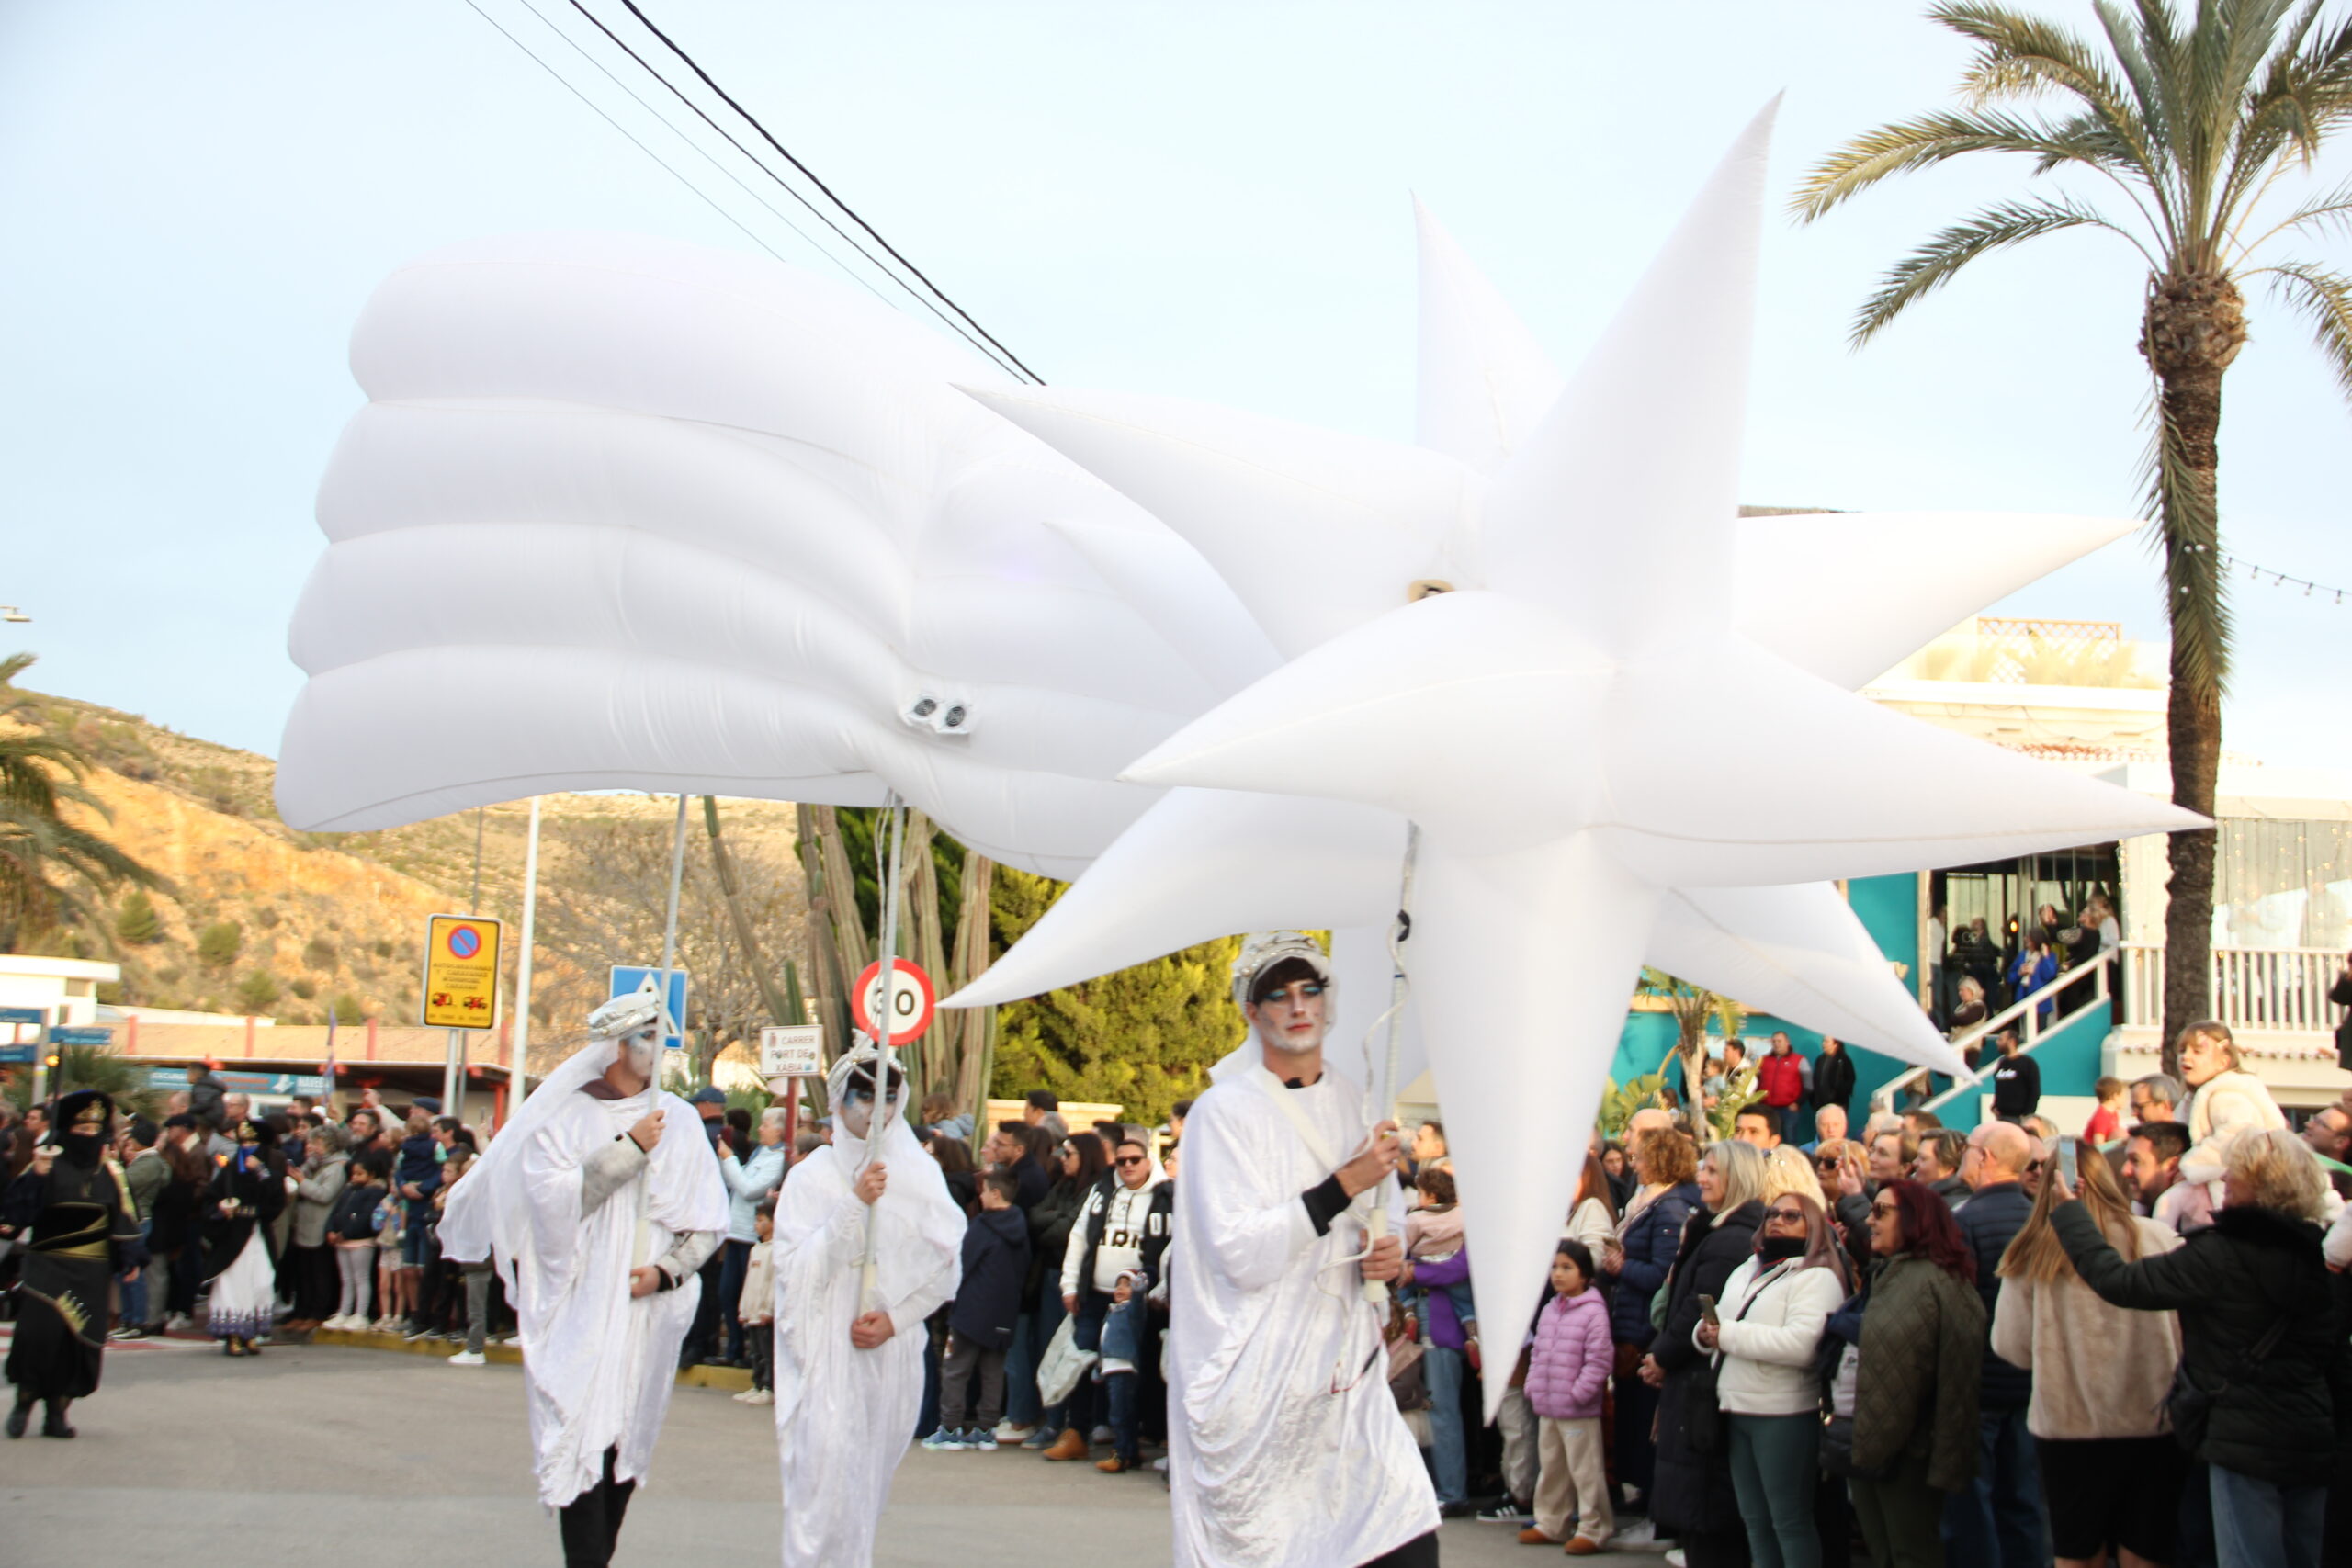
[{"left": 1829, "top": 1180, "right": 1985, "bottom": 1568}]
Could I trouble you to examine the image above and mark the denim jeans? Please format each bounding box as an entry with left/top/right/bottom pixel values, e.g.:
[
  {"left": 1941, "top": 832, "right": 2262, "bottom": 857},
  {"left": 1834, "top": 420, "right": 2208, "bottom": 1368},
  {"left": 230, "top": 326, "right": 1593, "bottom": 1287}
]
[
  {"left": 1423, "top": 1344, "right": 1468, "bottom": 1505},
  {"left": 1727, "top": 1412, "right": 1820, "bottom": 1568},
  {"left": 2210, "top": 1463, "right": 2324, "bottom": 1568},
  {"left": 1064, "top": 1293, "right": 1110, "bottom": 1436},
  {"left": 1103, "top": 1370, "right": 1140, "bottom": 1463},
  {"left": 1942, "top": 1404, "right": 2047, "bottom": 1568},
  {"left": 118, "top": 1217, "right": 151, "bottom": 1328},
  {"left": 718, "top": 1238, "right": 752, "bottom": 1362}
]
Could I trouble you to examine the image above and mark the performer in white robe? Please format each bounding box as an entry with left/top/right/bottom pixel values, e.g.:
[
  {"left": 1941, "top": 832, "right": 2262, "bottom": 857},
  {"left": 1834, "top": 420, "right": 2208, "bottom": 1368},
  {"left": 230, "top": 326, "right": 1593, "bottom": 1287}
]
[
  {"left": 440, "top": 991, "right": 729, "bottom": 1568},
  {"left": 772, "top": 1042, "right": 964, "bottom": 1568},
  {"left": 1168, "top": 932, "right": 1439, "bottom": 1568}
]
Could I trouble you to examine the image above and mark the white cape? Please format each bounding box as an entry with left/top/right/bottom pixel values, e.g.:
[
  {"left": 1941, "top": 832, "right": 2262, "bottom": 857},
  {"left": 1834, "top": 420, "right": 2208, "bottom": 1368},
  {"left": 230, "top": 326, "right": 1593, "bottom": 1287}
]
[
  {"left": 441, "top": 1043, "right": 729, "bottom": 1508},
  {"left": 1167, "top": 1044, "right": 1436, "bottom": 1567},
  {"left": 771, "top": 1111, "right": 964, "bottom": 1568}
]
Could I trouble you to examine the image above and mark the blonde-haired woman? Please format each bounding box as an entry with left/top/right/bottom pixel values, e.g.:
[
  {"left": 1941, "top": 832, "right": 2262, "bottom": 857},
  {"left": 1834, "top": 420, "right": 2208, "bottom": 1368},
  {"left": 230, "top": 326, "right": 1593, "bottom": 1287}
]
[
  {"left": 2175, "top": 1021, "right": 2287, "bottom": 1189},
  {"left": 2051, "top": 1129, "right": 2345, "bottom": 1568},
  {"left": 1993, "top": 1143, "right": 2184, "bottom": 1568},
  {"left": 1647, "top": 1140, "right": 1769, "bottom": 1565}
]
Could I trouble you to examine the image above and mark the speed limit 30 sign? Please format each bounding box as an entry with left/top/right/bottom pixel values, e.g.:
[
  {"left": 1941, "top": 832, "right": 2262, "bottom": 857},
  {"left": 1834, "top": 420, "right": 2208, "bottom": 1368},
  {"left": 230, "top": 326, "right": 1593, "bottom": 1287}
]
[{"left": 851, "top": 959, "right": 935, "bottom": 1046}]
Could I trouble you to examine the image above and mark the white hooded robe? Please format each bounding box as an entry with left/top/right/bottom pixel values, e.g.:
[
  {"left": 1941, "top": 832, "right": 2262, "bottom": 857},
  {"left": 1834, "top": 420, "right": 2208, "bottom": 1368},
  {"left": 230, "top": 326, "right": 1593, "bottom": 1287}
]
[
  {"left": 441, "top": 1043, "right": 729, "bottom": 1510},
  {"left": 1167, "top": 1045, "right": 1437, "bottom": 1568},
  {"left": 771, "top": 1106, "right": 963, "bottom": 1568}
]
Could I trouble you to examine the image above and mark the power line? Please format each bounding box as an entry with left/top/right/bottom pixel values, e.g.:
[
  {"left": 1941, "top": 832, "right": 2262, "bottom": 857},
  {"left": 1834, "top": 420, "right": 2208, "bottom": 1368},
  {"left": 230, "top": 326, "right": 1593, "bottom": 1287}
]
[
  {"left": 606, "top": 0, "right": 1045, "bottom": 384},
  {"left": 459, "top": 0, "right": 867, "bottom": 293},
  {"left": 550, "top": 0, "right": 1035, "bottom": 380}
]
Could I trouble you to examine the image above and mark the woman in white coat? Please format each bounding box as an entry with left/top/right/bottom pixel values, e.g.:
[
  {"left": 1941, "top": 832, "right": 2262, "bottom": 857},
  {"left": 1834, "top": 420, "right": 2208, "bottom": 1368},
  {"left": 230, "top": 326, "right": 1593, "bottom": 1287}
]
[{"left": 1695, "top": 1190, "right": 1849, "bottom": 1568}]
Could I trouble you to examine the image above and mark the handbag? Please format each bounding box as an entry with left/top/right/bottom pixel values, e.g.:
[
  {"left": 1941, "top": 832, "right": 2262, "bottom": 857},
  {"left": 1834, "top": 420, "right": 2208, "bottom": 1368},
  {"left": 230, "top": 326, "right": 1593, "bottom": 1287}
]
[
  {"left": 2165, "top": 1311, "right": 2292, "bottom": 1454},
  {"left": 1035, "top": 1312, "right": 1098, "bottom": 1406}
]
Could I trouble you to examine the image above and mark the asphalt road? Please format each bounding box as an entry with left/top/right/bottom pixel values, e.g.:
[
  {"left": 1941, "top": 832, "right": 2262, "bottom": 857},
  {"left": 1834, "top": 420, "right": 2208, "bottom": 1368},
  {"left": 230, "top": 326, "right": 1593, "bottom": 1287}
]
[{"left": 2, "top": 1331, "right": 1664, "bottom": 1565}]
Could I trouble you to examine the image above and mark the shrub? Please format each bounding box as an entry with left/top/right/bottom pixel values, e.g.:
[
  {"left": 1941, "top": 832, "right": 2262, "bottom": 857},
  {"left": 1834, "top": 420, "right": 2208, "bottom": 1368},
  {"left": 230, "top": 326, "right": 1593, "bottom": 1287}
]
[
  {"left": 373, "top": 938, "right": 394, "bottom": 960},
  {"left": 331, "top": 992, "right": 368, "bottom": 1025},
  {"left": 197, "top": 921, "right": 243, "bottom": 967},
  {"left": 289, "top": 977, "right": 316, "bottom": 1000},
  {"left": 114, "top": 889, "right": 163, "bottom": 945},
  {"left": 234, "top": 971, "right": 280, "bottom": 1013},
  {"left": 303, "top": 936, "right": 337, "bottom": 971}
]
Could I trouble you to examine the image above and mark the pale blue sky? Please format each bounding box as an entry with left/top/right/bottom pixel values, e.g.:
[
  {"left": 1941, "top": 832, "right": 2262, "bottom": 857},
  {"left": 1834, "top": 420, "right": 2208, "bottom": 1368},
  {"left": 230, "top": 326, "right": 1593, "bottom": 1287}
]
[{"left": 4, "top": 2, "right": 2346, "bottom": 774}]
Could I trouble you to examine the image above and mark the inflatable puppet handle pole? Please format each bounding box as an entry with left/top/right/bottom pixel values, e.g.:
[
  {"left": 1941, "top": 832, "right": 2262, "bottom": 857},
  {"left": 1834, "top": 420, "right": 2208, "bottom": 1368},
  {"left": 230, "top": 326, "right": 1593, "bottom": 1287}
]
[
  {"left": 859, "top": 795, "right": 908, "bottom": 1314},
  {"left": 1363, "top": 823, "right": 1420, "bottom": 1307},
  {"left": 638, "top": 792, "right": 690, "bottom": 1271}
]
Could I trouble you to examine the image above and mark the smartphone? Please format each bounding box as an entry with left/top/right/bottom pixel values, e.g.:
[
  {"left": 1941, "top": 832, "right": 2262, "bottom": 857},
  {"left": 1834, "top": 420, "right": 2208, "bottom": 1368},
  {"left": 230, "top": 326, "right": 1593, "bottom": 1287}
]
[
  {"left": 1697, "top": 1292, "right": 1719, "bottom": 1326},
  {"left": 2056, "top": 1136, "right": 2079, "bottom": 1186}
]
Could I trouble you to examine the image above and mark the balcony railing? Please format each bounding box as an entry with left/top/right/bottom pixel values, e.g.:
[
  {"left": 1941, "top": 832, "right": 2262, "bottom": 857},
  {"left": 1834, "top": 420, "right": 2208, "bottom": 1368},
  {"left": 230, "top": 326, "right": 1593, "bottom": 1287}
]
[
  {"left": 1875, "top": 943, "right": 2120, "bottom": 1115},
  {"left": 2120, "top": 942, "right": 2347, "bottom": 1035}
]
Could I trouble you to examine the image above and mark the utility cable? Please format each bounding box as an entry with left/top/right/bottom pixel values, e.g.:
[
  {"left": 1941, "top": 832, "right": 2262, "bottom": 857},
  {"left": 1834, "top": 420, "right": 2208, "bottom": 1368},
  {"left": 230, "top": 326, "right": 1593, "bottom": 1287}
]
[
  {"left": 460, "top": 0, "right": 879, "bottom": 299},
  {"left": 607, "top": 0, "right": 1045, "bottom": 384}
]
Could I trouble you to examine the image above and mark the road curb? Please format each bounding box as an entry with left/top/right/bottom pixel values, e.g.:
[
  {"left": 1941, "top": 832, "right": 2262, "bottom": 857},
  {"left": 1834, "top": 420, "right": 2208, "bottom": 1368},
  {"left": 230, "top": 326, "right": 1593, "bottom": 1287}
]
[{"left": 287, "top": 1326, "right": 755, "bottom": 1390}]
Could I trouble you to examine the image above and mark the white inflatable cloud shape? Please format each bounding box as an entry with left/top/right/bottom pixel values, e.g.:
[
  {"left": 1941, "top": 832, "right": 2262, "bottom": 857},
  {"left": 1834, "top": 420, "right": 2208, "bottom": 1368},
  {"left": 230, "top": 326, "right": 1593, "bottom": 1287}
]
[{"left": 274, "top": 232, "right": 1274, "bottom": 877}]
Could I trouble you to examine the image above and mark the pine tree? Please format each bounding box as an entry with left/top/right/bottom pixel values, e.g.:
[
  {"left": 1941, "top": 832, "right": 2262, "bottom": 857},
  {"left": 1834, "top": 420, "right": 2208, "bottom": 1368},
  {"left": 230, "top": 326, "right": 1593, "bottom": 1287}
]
[
  {"left": 114, "top": 887, "right": 162, "bottom": 945},
  {"left": 234, "top": 970, "right": 280, "bottom": 1014},
  {"left": 197, "top": 919, "right": 243, "bottom": 968},
  {"left": 988, "top": 867, "right": 1241, "bottom": 1125}
]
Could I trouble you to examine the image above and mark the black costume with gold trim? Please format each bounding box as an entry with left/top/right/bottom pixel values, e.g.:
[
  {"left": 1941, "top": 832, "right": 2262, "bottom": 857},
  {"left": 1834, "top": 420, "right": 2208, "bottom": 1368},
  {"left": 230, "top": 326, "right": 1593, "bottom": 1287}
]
[{"left": 5, "top": 1092, "right": 145, "bottom": 1404}]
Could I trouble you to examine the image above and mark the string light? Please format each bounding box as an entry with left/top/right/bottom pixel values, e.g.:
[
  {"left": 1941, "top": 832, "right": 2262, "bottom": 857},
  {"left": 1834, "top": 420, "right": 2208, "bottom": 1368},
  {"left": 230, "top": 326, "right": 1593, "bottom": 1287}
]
[{"left": 2219, "top": 552, "right": 2348, "bottom": 606}]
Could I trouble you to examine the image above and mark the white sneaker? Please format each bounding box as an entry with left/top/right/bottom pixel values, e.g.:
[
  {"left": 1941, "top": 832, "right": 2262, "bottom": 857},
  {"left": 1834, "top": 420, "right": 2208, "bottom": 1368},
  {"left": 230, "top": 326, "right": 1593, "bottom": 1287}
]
[
  {"left": 373, "top": 1315, "right": 401, "bottom": 1334},
  {"left": 1089, "top": 1424, "right": 1115, "bottom": 1445},
  {"left": 993, "top": 1420, "right": 1037, "bottom": 1443},
  {"left": 1664, "top": 1550, "right": 1687, "bottom": 1567},
  {"left": 1613, "top": 1518, "right": 1658, "bottom": 1545},
  {"left": 447, "top": 1350, "right": 486, "bottom": 1366},
  {"left": 731, "top": 1388, "right": 757, "bottom": 1403},
  {"left": 165, "top": 1314, "right": 194, "bottom": 1331},
  {"left": 742, "top": 1389, "right": 773, "bottom": 1405}
]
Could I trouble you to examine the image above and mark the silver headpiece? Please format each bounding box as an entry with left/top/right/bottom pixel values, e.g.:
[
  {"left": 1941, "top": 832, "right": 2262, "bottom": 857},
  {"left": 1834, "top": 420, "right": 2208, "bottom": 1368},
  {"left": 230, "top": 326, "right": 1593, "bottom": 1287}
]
[
  {"left": 587, "top": 988, "right": 665, "bottom": 1041},
  {"left": 1231, "top": 931, "right": 1334, "bottom": 1007}
]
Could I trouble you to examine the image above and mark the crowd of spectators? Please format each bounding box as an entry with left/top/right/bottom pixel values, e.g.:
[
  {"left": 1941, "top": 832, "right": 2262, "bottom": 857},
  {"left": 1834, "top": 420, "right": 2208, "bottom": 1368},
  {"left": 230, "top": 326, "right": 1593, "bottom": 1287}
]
[{"left": 10, "top": 996, "right": 2352, "bottom": 1568}]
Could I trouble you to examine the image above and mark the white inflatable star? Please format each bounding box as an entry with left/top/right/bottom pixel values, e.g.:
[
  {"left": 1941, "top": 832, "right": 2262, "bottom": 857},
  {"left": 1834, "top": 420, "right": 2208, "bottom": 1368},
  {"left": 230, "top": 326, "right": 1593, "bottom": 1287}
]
[{"left": 952, "top": 103, "right": 2201, "bottom": 1412}]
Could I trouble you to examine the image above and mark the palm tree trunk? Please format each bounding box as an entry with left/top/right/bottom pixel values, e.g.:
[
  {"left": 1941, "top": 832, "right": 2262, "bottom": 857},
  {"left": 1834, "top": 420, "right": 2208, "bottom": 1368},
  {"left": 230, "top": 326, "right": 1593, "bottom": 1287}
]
[{"left": 2142, "top": 269, "right": 2244, "bottom": 1077}]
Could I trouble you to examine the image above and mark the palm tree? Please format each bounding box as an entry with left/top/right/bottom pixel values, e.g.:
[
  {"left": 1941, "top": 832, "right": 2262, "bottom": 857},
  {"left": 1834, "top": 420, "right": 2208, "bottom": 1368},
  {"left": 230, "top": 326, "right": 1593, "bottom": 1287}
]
[
  {"left": 0, "top": 653, "right": 166, "bottom": 950},
  {"left": 1795, "top": 1, "right": 2352, "bottom": 1070}
]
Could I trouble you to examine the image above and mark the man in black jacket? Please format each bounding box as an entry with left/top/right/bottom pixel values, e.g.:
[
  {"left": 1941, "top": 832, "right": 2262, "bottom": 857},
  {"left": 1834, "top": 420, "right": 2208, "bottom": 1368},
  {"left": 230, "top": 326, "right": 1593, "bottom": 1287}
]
[
  {"left": 1988, "top": 1031, "right": 2040, "bottom": 1122},
  {"left": 1947, "top": 1121, "right": 2043, "bottom": 1568},
  {"left": 1811, "top": 1036, "right": 1857, "bottom": 1120}
]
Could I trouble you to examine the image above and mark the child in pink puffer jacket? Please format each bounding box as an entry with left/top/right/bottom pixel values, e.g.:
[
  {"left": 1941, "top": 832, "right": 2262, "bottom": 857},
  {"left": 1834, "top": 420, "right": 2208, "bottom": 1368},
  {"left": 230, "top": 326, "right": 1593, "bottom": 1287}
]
[{"left": 1521, "top": 1239, "right": 1615, "bottom": 1553}]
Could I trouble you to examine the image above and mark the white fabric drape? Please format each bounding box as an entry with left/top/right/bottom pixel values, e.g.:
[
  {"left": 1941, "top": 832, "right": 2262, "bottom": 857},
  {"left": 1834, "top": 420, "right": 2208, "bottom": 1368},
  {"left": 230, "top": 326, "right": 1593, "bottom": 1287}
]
[
  {"left": 440, "top": 1039, "right": 728, "bottom": 1508},
  {"left": 1165, "top": 1043, "right": 1435, "bottom": 1568},
  {"left": 771, "top": 1109, "right": 963, "bottom": 1568}
]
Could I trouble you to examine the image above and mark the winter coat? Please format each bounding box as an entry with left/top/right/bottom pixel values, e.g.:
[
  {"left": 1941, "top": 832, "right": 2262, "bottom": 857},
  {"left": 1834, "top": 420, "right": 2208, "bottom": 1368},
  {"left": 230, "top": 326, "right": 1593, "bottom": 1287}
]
[
  {"left": 2056, "top": 1200, "right": 2352, "bottom": 1486},
  {"left": 1990, "top": 1054, "right": 2041, "bottom": 1117},
  {"left": 1756, "top": 1050, "right": 1805, "bottom": 1111},
  {"left": 2179, "top": 1069, "right": 2288, "bottom": 1187},
  {"left": 1953, "top": 1180, "right": 2034, "bottom": 1411},
  {"left": 1607, "top": 1181, "right": 1701, "bottom": 1347},
  {"left": 737, "top": 1237, "right": 775, "bottom": 1325},
  {"left": 1062, "top": 1174, "right": 1172, "bottom": 1301},
  {"left": 718, "top": 1142, "right": 786, "bottom": 1242},
  {"left": 2334, "top": 973, "right": 2352, "bottom": 1072},
  {"left": 1709, "top": 1255, "right": 1846, "bottom": 1416},
  {"left": 395, "top": 1134, "right": 441, "bottom": 1207},
  {"left": 1526, "top": 1287, "right": 1612, "bottom": 1420},
  {"left": 1649, "top": 1200, "right": 1763, "bottom": 1537},
  {"left": 1023, "top": 1176, "right": 1090, "bottom": 1310},
  {"left": 187, "top": 1073, "right": 227, "bottom": 1130},
  {"left": 291, "top": 1153, "right": 349, "bottom": 1249},
  {"left": 1413, "top": 1247, "right": 1474, "bottom": 1351},
  {"left": 1811, "top": 1048, "right": 1857, "bottom": 1113},
  {"left": 1990, "top": 1215, "right": 2181, "bottom": 1439},
  {"left": 948, "top": 1205, "right": 1032, "bottom": 1350},
  {"left": 1849, "top": 1253, "right": 1985, "bottom": 1493}
]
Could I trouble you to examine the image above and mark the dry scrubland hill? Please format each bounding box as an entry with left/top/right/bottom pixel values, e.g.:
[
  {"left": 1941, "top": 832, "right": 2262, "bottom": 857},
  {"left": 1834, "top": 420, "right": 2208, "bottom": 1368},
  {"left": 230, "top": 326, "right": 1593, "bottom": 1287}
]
[{"left": 24, "top": 687, "right": 801, "bottom": 1029}]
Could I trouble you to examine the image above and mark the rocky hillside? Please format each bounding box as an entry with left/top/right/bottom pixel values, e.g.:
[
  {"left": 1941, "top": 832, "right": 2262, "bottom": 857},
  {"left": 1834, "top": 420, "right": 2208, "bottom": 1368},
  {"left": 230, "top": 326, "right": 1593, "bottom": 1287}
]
[{"left": 22, "top": 686, "right": 804, "bottom": 1032}]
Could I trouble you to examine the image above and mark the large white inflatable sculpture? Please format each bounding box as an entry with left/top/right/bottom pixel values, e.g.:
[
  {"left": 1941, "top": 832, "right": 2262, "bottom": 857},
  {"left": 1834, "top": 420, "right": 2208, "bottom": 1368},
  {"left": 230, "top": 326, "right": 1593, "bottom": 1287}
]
[
  {"left": 939, "top": 104, "right": 2199, "bottom": 1411},
  {"left": 277, "top": 104, "right": 2198, "bottom": 1415}
]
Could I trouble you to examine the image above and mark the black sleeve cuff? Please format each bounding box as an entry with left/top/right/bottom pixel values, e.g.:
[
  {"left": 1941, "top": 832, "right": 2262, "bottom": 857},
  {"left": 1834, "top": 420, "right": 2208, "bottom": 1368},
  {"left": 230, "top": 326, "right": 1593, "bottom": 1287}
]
[
  {"left": 1300, "top": 1174, "right": 1351, "bottom": 1236},
  {"left": 654, "top": 1266, "right": 679, "bottom": 1292}
]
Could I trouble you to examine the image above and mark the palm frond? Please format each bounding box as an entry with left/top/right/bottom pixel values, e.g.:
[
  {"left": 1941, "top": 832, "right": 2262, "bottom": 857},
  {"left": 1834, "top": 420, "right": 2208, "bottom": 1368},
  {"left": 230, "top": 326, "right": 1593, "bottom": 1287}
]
[
  {"left": 2256, "top": 258, "right": 2352, "bottom": 399},
  {"left": 1939, "top": 0, "right": 2141, "bottom": 117},
  {"left": 1792, "top": 109, "right": 2124, "bottom": 221},
  {"left": 1851, "top": 197, "right": 2132, "bottom": 345}
]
